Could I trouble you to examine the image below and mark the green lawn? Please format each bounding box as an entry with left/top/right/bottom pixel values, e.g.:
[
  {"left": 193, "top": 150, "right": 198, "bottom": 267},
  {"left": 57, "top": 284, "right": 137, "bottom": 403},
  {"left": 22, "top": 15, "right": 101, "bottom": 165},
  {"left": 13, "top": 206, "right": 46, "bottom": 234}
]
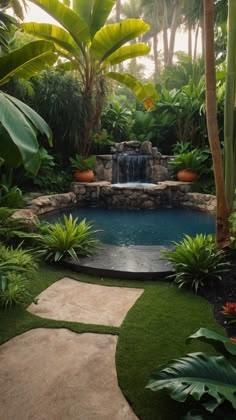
[{"left": 0, "top": 263, "right": 223, "bottom": 420}]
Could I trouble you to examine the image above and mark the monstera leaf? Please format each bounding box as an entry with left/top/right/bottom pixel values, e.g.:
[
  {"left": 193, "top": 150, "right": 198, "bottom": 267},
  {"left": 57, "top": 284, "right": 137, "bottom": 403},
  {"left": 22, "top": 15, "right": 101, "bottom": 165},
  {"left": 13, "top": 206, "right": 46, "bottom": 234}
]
[
  {"left": 147, "top": 352, "right": 236, "bottom": 413},
  {"left": 186, "top": 328, "right": 236, "bottom": 357}
]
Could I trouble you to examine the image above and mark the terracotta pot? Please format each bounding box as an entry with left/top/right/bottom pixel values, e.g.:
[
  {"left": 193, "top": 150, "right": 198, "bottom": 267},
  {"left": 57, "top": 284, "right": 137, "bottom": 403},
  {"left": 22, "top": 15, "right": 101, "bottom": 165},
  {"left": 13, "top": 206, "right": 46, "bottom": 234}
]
[
  {"left": 177, "top": 170, "right": 198, "bottom": 182},
  {"left": 74, "top": 170, "right": 94, "bottom": 182}
]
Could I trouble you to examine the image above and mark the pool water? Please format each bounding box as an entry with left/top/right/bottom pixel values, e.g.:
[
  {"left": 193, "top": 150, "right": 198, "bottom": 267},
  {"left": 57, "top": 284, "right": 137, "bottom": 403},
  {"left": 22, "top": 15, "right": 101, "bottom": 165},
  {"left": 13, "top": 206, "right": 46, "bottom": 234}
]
[{"left": 46, "top": 207, "right": 215, "bottom": 247}]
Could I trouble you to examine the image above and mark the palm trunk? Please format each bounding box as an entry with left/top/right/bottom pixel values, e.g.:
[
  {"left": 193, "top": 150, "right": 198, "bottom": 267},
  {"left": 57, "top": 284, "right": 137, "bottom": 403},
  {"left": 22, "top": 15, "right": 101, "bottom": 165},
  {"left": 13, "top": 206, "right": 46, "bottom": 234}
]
[
  {"left": 162, "top": 0, "right": 169, "bottom": 65},
  {"left": 167, "top": 0, "right": 180, "bottom": 66},
  {"left": 188, "top": 21, "right": 192, "bottom": 59},
  {"left": 224, "top": 0, "right": 236, "bottom": 210},
  {"left": 153, "top": 33, "right": 158, "bottom": 81},
  {"left": 116, "top": 0, "right": 121, "bottom": 23},
  {"left": 204, "top": 0, "right": 230, "bottom": 248},
  {"left": 193, "top": 21, "right": 200, "bottom": 60}
]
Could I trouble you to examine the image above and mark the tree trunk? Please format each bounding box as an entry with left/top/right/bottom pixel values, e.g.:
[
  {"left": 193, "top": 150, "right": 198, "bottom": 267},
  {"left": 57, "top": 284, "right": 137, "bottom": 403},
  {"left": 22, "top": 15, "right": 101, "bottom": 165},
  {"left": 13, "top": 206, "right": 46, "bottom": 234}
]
[
  {"left": 116, "top": 0, "right": 121, "bottom": 23},
  {"left": 224, "top": 0, "right": 236, "bottom": 210},
  {"left": 204, "top": 0, "right": 230, "bottom": 248},
  {"left": 188, "top": 21, "right": 192, "bottom": 59},
  {"left": 167, "top": 0, "right": 181, "bottom": 66},
  {"left": 153, "top": 33, "right": 158, "bottom": 82},
  {"left": 193, "top": 21, "right": 200, "bottom": 60},
  {"left": 162, "top": 0, "right": 169, "bottom": 65}
]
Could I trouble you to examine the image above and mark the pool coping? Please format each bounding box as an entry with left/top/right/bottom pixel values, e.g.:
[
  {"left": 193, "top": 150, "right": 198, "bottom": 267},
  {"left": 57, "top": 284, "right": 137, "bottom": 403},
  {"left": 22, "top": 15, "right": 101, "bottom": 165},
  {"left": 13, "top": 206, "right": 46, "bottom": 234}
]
[{"left": 65, "top": 244, "right": 173, "bottom": 280}]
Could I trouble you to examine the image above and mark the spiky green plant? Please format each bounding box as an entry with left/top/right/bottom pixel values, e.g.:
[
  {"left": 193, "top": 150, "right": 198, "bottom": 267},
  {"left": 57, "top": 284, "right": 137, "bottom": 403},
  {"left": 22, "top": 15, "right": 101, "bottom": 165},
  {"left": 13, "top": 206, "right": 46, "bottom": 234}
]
[
  {"left": 163, "top": 234, "right": 229, "bottom": 292},
  {"left": 34, "top": 214, "right": 100, "bottom": 262}
]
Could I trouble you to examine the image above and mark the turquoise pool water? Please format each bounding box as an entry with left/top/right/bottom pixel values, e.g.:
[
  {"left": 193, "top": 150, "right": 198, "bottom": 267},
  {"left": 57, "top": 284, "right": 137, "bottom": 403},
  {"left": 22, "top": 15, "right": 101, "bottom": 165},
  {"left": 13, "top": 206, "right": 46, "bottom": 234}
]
[{"left": 46, "top": 207, "right": 215, "bottom": 246}]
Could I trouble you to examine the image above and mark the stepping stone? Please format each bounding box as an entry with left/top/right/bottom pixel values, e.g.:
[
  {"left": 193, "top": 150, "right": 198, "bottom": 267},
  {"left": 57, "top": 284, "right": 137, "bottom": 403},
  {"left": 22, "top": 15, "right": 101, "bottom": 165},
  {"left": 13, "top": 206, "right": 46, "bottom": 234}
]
[
  {"left": 0, "top": 329, "right": 137, "bottom": 420},
  {"left": 28, "top": 278, "right": 144, "bottom": 327}
]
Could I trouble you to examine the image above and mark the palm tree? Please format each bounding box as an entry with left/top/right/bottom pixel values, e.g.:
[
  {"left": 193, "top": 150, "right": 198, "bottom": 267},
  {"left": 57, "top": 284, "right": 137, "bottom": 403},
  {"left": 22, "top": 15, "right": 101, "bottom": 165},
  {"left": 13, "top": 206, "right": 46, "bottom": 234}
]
[
  {"left": 0, "top": 0, "right": 27, "bottom": 20},
  {"left": 203, "top": 0, "right": 230, "bottom": 247},
  {"left": 23, "top": 0, "right": 151, "bottom": 157}
]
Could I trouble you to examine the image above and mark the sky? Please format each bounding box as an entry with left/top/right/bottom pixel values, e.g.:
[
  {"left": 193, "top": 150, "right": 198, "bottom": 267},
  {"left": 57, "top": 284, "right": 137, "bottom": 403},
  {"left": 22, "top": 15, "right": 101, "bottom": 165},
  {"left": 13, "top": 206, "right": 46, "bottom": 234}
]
[{"left": 24, "top": 3, "right": 202, "bottom": 77}]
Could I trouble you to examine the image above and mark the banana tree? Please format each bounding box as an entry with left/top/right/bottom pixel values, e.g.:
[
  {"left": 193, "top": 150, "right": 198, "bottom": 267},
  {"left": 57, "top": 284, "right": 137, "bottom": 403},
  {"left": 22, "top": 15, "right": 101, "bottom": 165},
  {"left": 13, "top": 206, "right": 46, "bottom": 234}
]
[
  {"left": 23, "top": 0, "right": 151, "bottom": 156},
  {"left": 0, "top": 39, "right": 58, "bottom": 174}
]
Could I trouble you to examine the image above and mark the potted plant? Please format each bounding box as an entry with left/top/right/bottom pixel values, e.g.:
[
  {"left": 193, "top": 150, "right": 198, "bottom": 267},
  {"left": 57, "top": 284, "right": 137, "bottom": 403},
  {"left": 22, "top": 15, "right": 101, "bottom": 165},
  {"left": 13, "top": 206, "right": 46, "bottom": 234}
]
[
  {"left": 169, "top": 149, "right": 207, "bottom": 182},
  {"left": 69, "top": 154, "right": 96, "bottom": 182}
]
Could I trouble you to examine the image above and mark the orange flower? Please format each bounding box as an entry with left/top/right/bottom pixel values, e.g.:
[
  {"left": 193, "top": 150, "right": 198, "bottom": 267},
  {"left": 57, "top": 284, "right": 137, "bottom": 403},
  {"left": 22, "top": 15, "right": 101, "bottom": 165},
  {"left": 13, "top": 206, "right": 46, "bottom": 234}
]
[
  {"left": 230, "top": 337, "right": 236, "bottom": 343},
  {"left": 144, "top": 97, "right": 154, "bottom": 110},
  {"left": 222, "top": 302, "right": 236, "bottom": 318}
]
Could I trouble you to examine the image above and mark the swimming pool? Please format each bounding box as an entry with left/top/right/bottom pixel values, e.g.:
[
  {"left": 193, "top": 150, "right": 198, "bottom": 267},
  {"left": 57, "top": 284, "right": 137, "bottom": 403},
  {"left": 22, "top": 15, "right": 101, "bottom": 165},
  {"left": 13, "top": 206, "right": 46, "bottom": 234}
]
[{"left": 45, "top": 207, "right": 215, "bottom": 247}]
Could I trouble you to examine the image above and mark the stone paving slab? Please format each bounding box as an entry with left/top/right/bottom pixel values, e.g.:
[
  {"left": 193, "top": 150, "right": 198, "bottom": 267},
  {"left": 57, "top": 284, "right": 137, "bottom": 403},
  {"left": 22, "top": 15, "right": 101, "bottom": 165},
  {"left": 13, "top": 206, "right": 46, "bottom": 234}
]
[
  {"left": 0, "top": 329, "right": 138, "bottom": 420},
  {"left": 28, "top": 278, "right": 144, "bottom": 327}
]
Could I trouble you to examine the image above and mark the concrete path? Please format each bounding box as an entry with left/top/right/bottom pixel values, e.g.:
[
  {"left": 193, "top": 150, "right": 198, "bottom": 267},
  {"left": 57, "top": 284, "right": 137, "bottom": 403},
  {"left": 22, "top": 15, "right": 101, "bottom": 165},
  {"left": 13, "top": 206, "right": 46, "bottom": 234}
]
[
  {"left": 0, "top": 329, "right": 137, "bottom": 420},
  {"left": 28, "top": 278, "right": 143, "bottom": 327},
  {"left": 0, "top": 280, "right": 143, "bottom": 419}
]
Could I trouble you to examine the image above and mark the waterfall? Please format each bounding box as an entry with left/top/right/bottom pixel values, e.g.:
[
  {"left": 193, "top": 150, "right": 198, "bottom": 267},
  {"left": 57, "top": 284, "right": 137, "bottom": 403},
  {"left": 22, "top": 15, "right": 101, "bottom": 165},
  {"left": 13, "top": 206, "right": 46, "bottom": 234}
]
[{"left": 116, "top": 155, "right": 148, "bottom": 183}]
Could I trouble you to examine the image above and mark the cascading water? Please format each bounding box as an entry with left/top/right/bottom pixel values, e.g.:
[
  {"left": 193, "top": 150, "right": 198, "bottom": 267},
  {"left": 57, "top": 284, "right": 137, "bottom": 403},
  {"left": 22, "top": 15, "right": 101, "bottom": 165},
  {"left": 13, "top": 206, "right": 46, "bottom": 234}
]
[{"left": 116, "top": 155, "right": 149, "bottom": 183}]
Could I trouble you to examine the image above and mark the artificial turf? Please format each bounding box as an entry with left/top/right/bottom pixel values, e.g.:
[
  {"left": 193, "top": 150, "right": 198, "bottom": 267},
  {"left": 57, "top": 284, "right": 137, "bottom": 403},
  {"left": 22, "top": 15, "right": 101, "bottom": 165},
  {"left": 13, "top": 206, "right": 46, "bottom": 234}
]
[
  {"left": 0, "top": 263, "right": 224, "bottom": 419},
  {"left": 116, "top": 284, "right": 224, "bottom": 420}
]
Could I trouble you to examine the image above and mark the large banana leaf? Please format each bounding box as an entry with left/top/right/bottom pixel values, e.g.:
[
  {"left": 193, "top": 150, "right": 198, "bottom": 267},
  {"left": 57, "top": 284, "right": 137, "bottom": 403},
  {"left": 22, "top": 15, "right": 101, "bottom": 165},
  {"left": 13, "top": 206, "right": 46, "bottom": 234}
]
[
  {"left": 22, "top": 23, "right": 80, "bottom": 57},
  {"left": 73, "top": 0, "right": 115, "bottom": 39},
  {"left": 90, "top": 19, "right": 150, "bottom": 62},
  {"left": 146, "top": 352, "right": 236, "bottom": 413},
  {"left": 107, "top": 72, "right": 158, "bottom": 102},
  {"left": 28, "top": 0, "right": 90, "bottom": 44},
  {"left": 0, "top": 40, "right": 57, "bottom": 86},
  {"left": 186, "top": 328, "right": 236, "bottom": 357},
  {"left": 107, "top": 44, "right": 150, "bottom": 65},
  {"left": 0, "top": 92, "right": 52, "bottom": 174}
]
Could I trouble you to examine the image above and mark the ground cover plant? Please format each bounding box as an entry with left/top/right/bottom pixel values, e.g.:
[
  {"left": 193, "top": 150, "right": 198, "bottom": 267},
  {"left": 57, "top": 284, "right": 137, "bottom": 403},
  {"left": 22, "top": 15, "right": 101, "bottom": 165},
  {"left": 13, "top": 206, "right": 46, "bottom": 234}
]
[{"left": 0, "top": 243, "right": 38, "bottom": 308}]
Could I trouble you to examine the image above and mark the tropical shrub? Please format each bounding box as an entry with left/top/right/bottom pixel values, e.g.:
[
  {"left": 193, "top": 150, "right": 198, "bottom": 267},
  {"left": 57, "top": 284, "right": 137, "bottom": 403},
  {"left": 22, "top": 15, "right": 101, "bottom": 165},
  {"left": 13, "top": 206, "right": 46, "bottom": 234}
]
[
  {"left": 32, "top": 215, "right": 99, "bottom": 262},
  {"left": 168, "top": 149, "right": 208, "bottom": 176},
  {"left": 0, "top": 272, "right": 34, "bottom": 308},
  {"left": 147, "top": 328, "right": 236, "bottom": 419},
  {"left": 0, "top": 184, "right": 24, "bottom": 208},
  {"left": 172, "top": 141, "right": 192, "bottom": 155},
  {"left": 101, "top": 102, "right": 132, "bottom": 142},
  {"left": 69, "top": 155, "right": 96, "bottom": 172},
  {"left": 92, "top": 129, "right": 114, "bottom": 155},
  {"left": 132, "top": 107, "right": 176, "bottom": 151},
  {"left": 0, "top": 243, "right": 38, "bottom": 308},
  {"left": 163, "top": 234, "right": 229, "bottom": 293}
]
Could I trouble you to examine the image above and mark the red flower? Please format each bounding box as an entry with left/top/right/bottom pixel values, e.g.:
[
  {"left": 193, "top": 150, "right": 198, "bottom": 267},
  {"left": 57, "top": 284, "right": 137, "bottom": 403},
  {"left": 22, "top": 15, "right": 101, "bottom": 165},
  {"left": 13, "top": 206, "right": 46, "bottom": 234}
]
[
  {"left": 230, "top": 337, "right": 236, "bottom": 343},
  {"left": 222, "top": 302, "right": 236, "bottom": 318}
]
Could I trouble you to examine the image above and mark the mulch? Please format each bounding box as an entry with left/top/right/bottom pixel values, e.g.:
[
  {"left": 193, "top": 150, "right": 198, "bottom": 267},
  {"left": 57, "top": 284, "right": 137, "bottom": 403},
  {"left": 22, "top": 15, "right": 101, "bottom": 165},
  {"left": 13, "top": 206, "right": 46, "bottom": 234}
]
[{"left": 199, "top": 254, "right": 236, "bottom": 338}]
